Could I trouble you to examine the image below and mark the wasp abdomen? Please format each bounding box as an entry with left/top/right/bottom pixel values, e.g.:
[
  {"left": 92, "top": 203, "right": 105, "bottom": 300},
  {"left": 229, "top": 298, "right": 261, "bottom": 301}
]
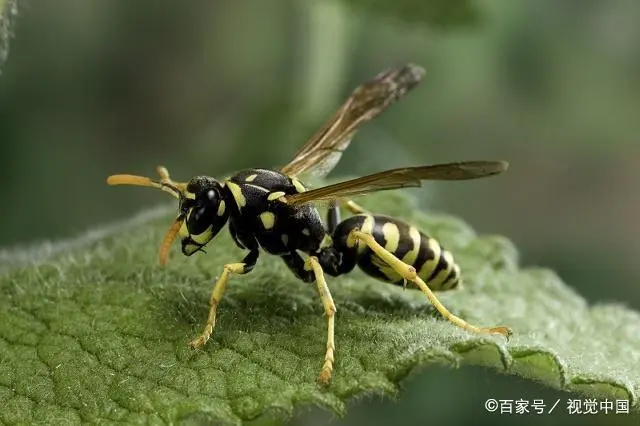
[{"left": 334, "top": 214, "right": 461, "bottom": 291}]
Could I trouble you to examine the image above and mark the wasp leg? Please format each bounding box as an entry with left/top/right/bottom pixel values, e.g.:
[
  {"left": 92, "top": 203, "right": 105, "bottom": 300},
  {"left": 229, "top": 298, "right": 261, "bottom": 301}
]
[
  {"left": 281, "top": 252, "right": 314, "bottom": 282},
  {"left": 304, "top": 256, "right": 337, "bottom": 385},
  {"left": 348, "top": 230, "right": 512, "bottom": 338},
  {"left": 327, "top": 200, "right": 369, "bottom": 233},
  {"left": 326, "top": 201, "right": 340, "bottom": 234},
  {"left": 345, "top": 200, "right": 369, "bottom": 215},
  {"left": 188, "top": 250, "right": 259, "bottom": 349}
]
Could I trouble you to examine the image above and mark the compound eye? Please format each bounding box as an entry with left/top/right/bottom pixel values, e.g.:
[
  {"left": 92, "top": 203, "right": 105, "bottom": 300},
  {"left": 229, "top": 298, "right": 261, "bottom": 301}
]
[
  {"left": 186, "top": 203, "right": 211, "bottom": 235},
  {"left": 193, "top": 206, "right": 206, "bottom": 222}
]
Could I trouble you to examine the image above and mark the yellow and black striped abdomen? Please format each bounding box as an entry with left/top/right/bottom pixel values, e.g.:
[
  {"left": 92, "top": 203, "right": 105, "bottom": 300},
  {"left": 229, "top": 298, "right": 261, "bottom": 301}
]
[{"left": 353, "top": 215, "right": 461, "bottom": 291}]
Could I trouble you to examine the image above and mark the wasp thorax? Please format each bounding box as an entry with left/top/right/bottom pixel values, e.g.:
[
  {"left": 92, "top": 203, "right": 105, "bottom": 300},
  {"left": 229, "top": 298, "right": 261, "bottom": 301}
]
[
  {"left": 317, "top": 247, "right": 342, "bottom": 275},
  {"left": 178, "top": 176, "right": 229, "bottom": 256}
]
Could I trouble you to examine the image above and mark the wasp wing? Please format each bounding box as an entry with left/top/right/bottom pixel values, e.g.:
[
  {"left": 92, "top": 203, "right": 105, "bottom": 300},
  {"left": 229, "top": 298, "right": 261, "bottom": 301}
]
[
  {"left": 283, "top": 160, "right": 509, "bottom": 205},
  {"left": 280, "top": 63, "right": 425, "bottom": 179}
]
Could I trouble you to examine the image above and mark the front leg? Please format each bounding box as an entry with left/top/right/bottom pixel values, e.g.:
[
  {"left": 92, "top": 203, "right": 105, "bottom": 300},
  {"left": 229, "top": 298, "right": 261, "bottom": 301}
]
[{"left": 188, "top": 250, "right": 259, "bottom": 348}]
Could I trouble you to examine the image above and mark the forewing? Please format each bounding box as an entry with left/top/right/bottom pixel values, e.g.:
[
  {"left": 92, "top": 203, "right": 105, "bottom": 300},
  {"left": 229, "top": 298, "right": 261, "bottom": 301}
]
[
  {"left": 283, "top": 160, "right": 509, "bottom": 205},
  {"left": 280, "top": 63, "right": 426, "bottom": 179}
]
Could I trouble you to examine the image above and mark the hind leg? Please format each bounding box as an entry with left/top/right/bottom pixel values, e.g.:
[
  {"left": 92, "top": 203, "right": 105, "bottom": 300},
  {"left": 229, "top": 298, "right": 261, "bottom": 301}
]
[
  {"left": 344, "top": 200, "right": 368, "bottom": 215},
  {"left": 326, "top": 199, "right": 370, "bottom": 233},
  {"left": 348, "top": 230, "right": 512, "bottom": 338}
]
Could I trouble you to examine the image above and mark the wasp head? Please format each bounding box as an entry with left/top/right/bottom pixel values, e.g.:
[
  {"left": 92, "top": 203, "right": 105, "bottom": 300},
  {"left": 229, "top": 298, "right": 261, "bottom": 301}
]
[
  {"left": 107, "top": 166, "right": 229, "bottom": 265},
  {"left": 178, "top": 176, "right": 229, "bottom": 256}
]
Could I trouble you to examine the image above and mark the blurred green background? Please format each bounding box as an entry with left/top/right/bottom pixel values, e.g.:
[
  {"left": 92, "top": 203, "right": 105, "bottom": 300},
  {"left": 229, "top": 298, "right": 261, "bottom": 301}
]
[{"left": 1, "top": 0, "right": 639, "bottom": 424}]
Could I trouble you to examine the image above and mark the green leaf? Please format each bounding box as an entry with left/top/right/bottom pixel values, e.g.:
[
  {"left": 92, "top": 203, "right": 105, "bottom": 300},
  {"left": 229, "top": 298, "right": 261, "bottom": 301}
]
[{"left": 1, "top": 188, "right": 639, "bottom": 425}]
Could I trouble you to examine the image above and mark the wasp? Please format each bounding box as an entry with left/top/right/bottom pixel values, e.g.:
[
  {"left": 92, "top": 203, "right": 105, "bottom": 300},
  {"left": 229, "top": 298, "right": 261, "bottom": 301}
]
[{"left": 107, "top": 64, "right": 511, "bottom": 385}]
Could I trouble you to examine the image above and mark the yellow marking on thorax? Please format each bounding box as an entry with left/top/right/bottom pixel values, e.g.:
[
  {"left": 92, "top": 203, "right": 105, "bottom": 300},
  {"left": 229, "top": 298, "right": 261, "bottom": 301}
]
[
  {"left": 217, "top": 200, "right": 226, "bottom": 216},
  {"left": 381, "top": 222, "right": 400, "bottom": 253},
  {"left": 401, "top": 226, "right": 421, "bottom": 265},
  {"left": 291, "top": 177, "right": 306, "bottom": 193},
  {"left": 320, "top": 234, "right": 333, "bottom": 249},
  {"left": 245, "top": 174, "right": 258, "bottom": 182},
  {"left": 225, "top": 181, "right": 246, "bottom": 208},
  {"left": 245, "top": 183, "right": 269, "bottom": 192},
  {"left": 259, "top": 211, "right": 276, "bottom": 230},
  {"left": 268, "top": 191, "right": 286, "bottom": 201},
  {"left": 417, "top": 238, "right": 442, "bottom": 282},
  {"left": 191, "top": 226, "right": 213, "bottom": 244}
]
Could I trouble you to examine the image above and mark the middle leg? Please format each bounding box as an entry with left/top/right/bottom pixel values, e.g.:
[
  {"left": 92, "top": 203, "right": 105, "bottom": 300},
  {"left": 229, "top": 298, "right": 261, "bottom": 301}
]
[
  {"left": 280, "top": 251, "right": 338, "bottom": 383},
  {"left": 304, "top": 255, "right": 337, "bottom": 385}
]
